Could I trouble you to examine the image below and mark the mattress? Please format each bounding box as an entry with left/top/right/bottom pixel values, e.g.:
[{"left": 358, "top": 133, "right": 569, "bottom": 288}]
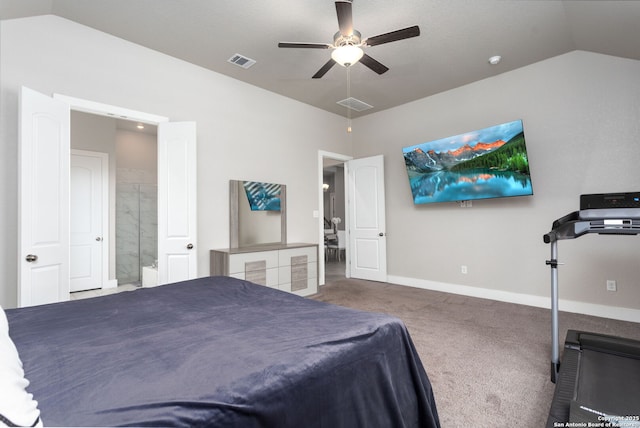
[{"left": 6, "top": 276, "right": 440, "bottom": 427}]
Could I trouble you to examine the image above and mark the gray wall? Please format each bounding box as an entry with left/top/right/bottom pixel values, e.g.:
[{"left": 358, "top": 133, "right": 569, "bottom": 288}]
[{"left": 352, "top": 51, "right": 640, "bottom": 319}]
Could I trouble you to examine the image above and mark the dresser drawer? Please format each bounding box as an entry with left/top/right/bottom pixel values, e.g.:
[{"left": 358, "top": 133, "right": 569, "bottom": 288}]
[
  {"left": 228, "top": 250, "right": 279, "bottom": 274},
  {"left": 279, "top": 261, "right": 316, "bottom": 284},
  {"left": 279, "top": 246, "right": 317, "bottom": 266},
  {"left": 229, "top": 267, "right": 279, "bottom": 288},
  {"left": 281, "top": 277, "right": 318, "bottom": 296}
]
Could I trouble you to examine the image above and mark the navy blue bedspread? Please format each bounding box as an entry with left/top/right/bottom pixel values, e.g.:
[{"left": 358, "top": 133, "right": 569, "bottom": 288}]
[{"left": 7, "top": 276, "right": 440, "bottom": 428}]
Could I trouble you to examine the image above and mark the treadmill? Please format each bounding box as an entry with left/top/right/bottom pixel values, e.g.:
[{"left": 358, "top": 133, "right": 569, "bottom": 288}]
[{"left": 544, "top": 193, "right": 640, "bottom": 427}]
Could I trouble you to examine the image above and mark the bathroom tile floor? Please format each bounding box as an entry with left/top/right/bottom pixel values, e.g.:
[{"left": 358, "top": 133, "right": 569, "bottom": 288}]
[{"left": 70, "top": 283, "right": 140, "bottom": 301}]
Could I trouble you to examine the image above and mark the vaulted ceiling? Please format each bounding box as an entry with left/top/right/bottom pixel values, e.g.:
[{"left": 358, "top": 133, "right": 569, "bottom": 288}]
[{"left": 2, "top": 0, "right": 639, "bottom": 118}]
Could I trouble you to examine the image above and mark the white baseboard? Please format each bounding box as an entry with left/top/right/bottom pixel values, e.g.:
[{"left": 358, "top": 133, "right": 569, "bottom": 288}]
[
  {"left": 387, "top": 275, "right": 640, "bottom": 324},
  {"left": 103, "top": 279, "right": 118, "bottom": 289}
]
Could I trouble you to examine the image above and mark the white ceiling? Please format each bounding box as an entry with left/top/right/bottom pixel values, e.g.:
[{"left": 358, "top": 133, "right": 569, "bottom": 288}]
[{"left": 2, "top": 0, "right": 639, "bottom": 118}]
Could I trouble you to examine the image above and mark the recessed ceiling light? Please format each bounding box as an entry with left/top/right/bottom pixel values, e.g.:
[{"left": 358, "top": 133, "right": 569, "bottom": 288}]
[
  {"left": 137, "top": 123, "right": 144, "bottom": 129},
  {"left": 488, "top": 55, "right": 502, "bottom": 65}
]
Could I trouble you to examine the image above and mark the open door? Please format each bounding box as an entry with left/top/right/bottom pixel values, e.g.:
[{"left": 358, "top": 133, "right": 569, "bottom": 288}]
[
  {"left": 347, "top": 155, "right": 387, "bottom": 282},
  {"left": 19, "top": 87, "right": 70, "bottom": 307},
  {"left": 19, "top": 89, "right": 197, "bottom": 306},
  {"left": 157, "top": 122, "right": 197, "bottom": 285}
]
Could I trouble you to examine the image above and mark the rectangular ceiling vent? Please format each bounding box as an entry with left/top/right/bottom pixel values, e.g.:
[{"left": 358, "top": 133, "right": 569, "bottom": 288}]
[
  {"left": 228, "top": 53, "right": 256, "bottom": 69},
  {"left": 337, "top": 97, "right": 373, "bottom": 112}
]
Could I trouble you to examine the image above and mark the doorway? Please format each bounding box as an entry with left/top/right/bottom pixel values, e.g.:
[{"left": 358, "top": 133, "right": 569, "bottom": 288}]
[
  {"left": 317, "top": 151, "right": 389, "bottom": 287},
  {"left": 19, "top": 87, "right": 198, "bottom": 307},
  {"left": 323, "top": 162, "right": 347, "bottom": 283},
  {"left": 318, "top": 151, "right": 352, "bottom": 286},
  {"left": 70, "top": 111, "right": 159, "bottom": 291}
]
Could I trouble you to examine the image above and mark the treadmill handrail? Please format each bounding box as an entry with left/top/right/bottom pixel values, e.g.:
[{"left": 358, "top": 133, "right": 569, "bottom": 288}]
[{"left": 544, "top": 210, "right": 640, "bottom": 243}]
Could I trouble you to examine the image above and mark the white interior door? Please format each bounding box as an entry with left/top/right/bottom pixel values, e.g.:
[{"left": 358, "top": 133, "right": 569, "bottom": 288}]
[
  {"left": 70, "top": 151, "right": 106, "bottom": 292},
  {"left": 157, "top": 121, "right": 197, "bottom": 285},
  {"left": 20, "top": 90, "right": 197, "bottom": 303},
  {"left": 19, "top": 87, "right": 70, "bottom": 307},
  {"left": 348, "top": 155, "right": 387, "bottom": 282}
]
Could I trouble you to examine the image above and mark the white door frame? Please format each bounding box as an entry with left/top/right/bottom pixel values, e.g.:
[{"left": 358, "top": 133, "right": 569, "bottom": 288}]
[
  {"left": 21, "top": 90, "right": 197, "bottom": 304},
  {"left": 53, "top": 94, "right": 168, "bottom": 125},
  {"left": 70, "top": 149, "right": 110, "bottom": 291},
  {"left": 317, "top": 150, "right": 352, "bottom": 285},
  {"left": 58, "top": 95, "right": 169, "bottom": 289},
  {"left": 59, "top": 96, "right": 198, "bottom": 287}
]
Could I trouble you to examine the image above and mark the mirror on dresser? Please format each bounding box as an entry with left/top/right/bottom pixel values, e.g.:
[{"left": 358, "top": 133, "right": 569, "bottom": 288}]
[
  {"left": 211, "top": 180, "right": 318, "bottom": 296},
  {"left": 229, "top": 179, "right": 286, "bottom": 248}
]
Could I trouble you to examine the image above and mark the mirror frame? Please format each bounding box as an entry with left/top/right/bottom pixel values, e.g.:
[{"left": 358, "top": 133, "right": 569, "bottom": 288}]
[{"left": 230, "top": 180, "right": 287, "bottom": 248}]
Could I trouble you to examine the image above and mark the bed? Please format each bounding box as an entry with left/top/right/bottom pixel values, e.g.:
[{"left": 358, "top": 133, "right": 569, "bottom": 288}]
[{"left": 3, "top": 276, "right": 440, "bottom": 427}]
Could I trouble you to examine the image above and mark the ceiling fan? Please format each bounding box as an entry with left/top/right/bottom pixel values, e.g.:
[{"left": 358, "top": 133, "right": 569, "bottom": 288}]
[{"left": 278, "top": 0, "right": 420, "bottom": 78}]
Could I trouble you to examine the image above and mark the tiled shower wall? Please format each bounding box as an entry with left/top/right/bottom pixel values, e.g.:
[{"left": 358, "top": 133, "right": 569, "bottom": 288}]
[{"left": 116, "top": 168, "right": 157, "bottom": 285}]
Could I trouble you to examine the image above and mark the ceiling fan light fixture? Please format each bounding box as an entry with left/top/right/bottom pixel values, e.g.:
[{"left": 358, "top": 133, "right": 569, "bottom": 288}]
[{"left": 331, "top": 45, "right": 364, "bottom": 67}]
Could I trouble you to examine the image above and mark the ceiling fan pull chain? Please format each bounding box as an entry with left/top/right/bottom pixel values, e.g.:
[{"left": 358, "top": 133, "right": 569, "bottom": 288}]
[{"left": 347, "top": 66, "right": 352, "bottom": 133}]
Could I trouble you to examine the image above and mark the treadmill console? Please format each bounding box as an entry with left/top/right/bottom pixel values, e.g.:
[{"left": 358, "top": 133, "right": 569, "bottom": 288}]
[
  {"left": 580, "top": 192, "right": 640, "bottom": 210},
  {"left": 578, "top": 192, "right": 640, "bottom": 222}
]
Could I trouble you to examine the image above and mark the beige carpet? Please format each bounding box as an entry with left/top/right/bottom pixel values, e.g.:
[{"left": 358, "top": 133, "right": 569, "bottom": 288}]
[{"left": 313, "top": 278, "right": 640, "bottom": 427}]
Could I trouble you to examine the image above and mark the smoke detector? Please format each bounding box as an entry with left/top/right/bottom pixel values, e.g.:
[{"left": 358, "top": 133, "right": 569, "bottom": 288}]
[{"left": 488, "top": 55, "right": 502, "bottom": 65}]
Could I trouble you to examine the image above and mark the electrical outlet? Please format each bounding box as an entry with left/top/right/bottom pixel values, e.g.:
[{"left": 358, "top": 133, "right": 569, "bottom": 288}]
[
  {"left": 461, "top": 265, "right": 468, "bottom": 274},
  {"left": 606, "top": 280, "right": 617, "bottom": 292}
]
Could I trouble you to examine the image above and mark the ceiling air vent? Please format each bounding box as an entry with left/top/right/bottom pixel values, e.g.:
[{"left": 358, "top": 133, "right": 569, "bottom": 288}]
[
  {"left": 227, "top": 54, "right": 256, "bottom": 69},
  {"left": 337, "top": 97, "right": 373, "bottom": 112}
]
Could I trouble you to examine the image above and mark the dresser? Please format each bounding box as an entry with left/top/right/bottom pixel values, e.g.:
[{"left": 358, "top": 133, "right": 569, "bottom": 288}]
[{"left": 210, "top": 243, "right": 318, "bottom": 296}]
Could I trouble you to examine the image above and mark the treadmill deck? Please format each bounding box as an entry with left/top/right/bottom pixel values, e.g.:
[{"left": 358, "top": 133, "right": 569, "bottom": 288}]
[{"left": 546, "top": 330, "right": 640, "bottom": 427}]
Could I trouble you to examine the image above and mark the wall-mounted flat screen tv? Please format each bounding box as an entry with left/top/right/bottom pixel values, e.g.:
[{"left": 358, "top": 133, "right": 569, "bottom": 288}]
[
  {"left": 243, "top": 181, "right": 282, "bottom": 211},
  {"left": 402, "top": 119, "right": 533, "bottom": 205}
]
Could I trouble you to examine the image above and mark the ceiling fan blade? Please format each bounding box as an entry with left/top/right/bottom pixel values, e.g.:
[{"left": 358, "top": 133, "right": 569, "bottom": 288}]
[
  {"left": 312, "top": 59, "right": 337, "bottom": 79},
  {"left": 335, "top": 1, "right": 354, "bottom": 36},
  {"left": 278, "top": 42, "right": 331, "bottom": 49},
  {"left": 364, "top": 25, "right": 420, "bottom": 46},
  {"left": 359, "top": 54, "right": 389, "bottom": 75}
]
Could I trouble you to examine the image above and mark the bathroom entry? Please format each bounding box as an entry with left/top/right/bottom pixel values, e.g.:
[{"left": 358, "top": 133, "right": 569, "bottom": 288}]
[
  {"left": 70, "top": 112, "right": 158, "bottom": 291},
  {"left": 19, "top": 88, "right": 197, "bottom": 307}
]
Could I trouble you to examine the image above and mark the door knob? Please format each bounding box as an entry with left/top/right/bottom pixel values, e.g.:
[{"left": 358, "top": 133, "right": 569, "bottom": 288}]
[
  {"left": 96, "top": 237, "right": 103, "bottom": 242},
  {"left": 378, "top": 232, "right": 385, "bottom": 237},
  {"left": 187, "top": 243, "right": 194, "bottom": 250},
  {"left": 25, "top": 254, "right": 38, "bottom": 262}
]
